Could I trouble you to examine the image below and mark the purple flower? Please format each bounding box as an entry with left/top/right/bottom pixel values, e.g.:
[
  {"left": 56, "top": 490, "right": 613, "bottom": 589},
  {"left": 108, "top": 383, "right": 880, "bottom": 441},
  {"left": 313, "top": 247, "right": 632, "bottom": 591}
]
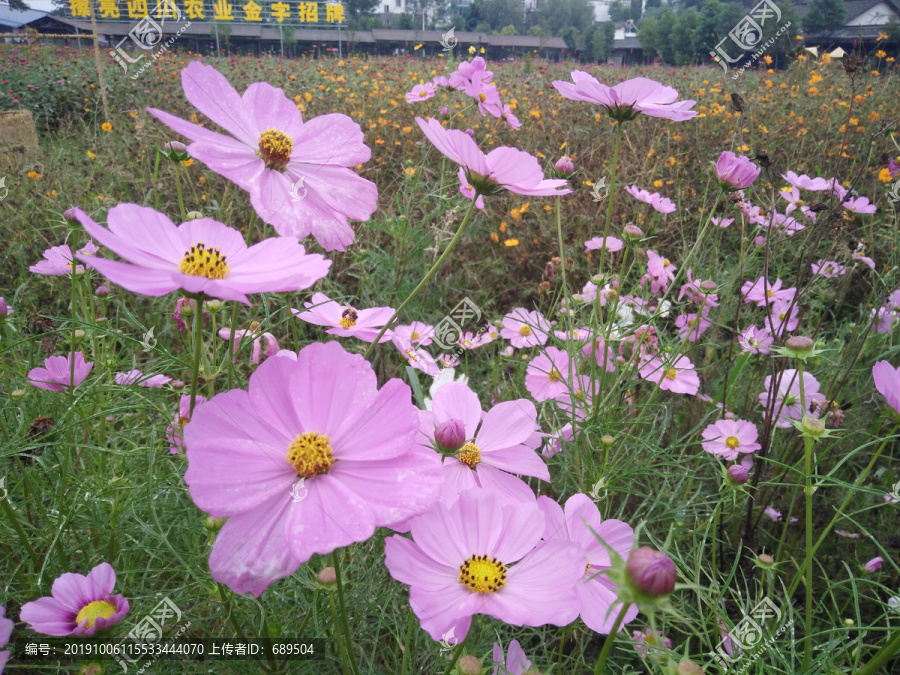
[
  {"left": 416, "top": 117, "right": 571, "bottom": 198},
  {"left": 0, "top": 605, "right": 11, "bottom": 671},
  {"left": 716, "top": 151, "right": 761, "bottom": 190},
  {"left": 727, "top": 464, "right": 750, "bottom": 484},
  {"left": 405, "top": 82, "right": 437, "bottom": 103},
  {"left": 500, "top": 308, "right": 551, "bottom": 348},
  {"left": 738, "top": 325, "right": 774, "bottom": 354},
  {"left": 218, "top": 323, "right": 279, "bottom": 364},
  {"left": 0, "top": 297, "right": 11, "bottom": 319},
  {"left": 292, "top": 292, "right": 395, "bottom": 343},
  {"left": 19, "top": 563, "right": 129, "bottom": 636},
  {"left": 864, "top": 556, "right": 884, "bottom": 573},
  {"left": 782, "top": 171, "right": 830, "bottom": 191},
  {"left": 114, "top": 370, "right": 172, "bottom": 388},
  {"left": 701, "top": 419, "right": 761, "bottom": 461},
  {"left": 759, "top": 368, "right": 826, "bottom": 428},
  {"left": 492, "top": 640, "right": 531, "bottom": 675},
  {"left": 626, "top": 546, "right": 676, "bottom": 597},
  {"left": 434, "top": 418, "right": 466, "bottom": 452},
  {"left": 843, "top": 196, "right": 877, "bottom": 214},
  {"left": 29, "top": 242, "right": 98, "bottom": 276},
  {"left": 626, "top": 185, "right": 677, "bottom": 213},
  {"left": 585, "top": 236, "right": 624, "bottom": 253},
  {"left": 873, "top": 361, "right": 900, "bottom": 414},
  {"left": 27, "top": 352, "right": 93, "bottom": 392},
  {"left": 811, "top": 260, "right": 846, "bottom": 278},
  {"left": 166, "top": 393, "right": 207, "bottom": 454},
  {"left": 148, "top": 61, "right": 378, "bottom": 251},
  {"left": 555, "top": 156, "right": 575, "bottom": 174},
  {"left": 553, "top": 73, "right": 697, "bottom": 122}
]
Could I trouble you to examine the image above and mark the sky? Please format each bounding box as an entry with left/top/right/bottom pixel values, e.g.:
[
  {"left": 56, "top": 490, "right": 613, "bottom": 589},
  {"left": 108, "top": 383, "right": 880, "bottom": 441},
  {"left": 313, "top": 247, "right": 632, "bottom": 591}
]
[{"left": 14, "top": 0, "right": 57, "bottom": 12}]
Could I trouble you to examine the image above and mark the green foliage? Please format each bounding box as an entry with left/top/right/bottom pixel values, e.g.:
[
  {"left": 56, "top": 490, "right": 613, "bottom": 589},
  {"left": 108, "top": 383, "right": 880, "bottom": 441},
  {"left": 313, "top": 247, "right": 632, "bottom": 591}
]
[
  {"left": 584, "top": 21, "right": 616, "bottom": 62},
  {"left": 480, "top": 0, "right": 524, "bottom": 32},
  {"left": 500, "top": 23, "right": 518, "bottom": 35},
  {"left": 804, "top": 0, "right": 846, "bottom": 34},
  {"left": 559, "top": 25, "right": 579, "bottom": 48}
]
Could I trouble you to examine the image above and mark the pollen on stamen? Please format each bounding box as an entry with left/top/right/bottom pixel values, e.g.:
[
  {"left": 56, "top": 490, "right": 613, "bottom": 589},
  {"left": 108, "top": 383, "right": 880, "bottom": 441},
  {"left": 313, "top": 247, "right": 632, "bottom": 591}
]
[
  {"left": 340, "top": 308, "right": 358, "bottom": 329},
  {"left": 725, "top": 436, "right": 741, "bottom": 449},
  {"left": 548, "top": 368, "right": 562, "bottom": 382},
  {"left": 286, "top": 431, "right": 335, "bottom": 478},
  {"left": 258, "top": 128, "right": 294, "bottom": 171},
  {"left": 665, "top": 369, "right": 678, "bottom": 380},
  {"left": 75, "top": 600, "right": 117, "bottom": 629},
  {"left": 178, "top": 242, "right": 230, "bottom": 280},
  {"left": 518, "top": 325, "right": 533, "bottom": 337},
  {"left": 457, "top": 442, "right": 481, "bottom": 468},
  {"left": 458, "top": 553, "right": 508, "bottom": 593}
]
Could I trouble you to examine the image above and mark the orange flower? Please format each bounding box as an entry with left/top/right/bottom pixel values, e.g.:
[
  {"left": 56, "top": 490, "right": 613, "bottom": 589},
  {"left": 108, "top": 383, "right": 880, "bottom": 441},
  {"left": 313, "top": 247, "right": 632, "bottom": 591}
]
[
  {"left": 101, "top": 122, "right": 112, "bottom": 132},
  {"left": 879, "top": 167, "right": 892, "bottom": 183},
  {"left": 504, "top": 239, "right": 519, "bottom": 247}
]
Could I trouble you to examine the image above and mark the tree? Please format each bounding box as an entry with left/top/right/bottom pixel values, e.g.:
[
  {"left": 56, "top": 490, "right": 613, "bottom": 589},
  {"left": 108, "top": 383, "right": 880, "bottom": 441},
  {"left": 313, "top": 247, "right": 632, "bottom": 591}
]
[
  {"left": 803, "top": 0, "right": 846, "bottom": 34},
  {"left": 481, "top": 0, "right": 524, "bottom": 32},
  {"left": 629, "top": 0, "right": 643, "bottom": 22},
  {"left": 691, "top": 0, "right": 723, "bottom": 55},
  {"left": 464, "top": 0, "right": 486, "bottom": 31},
  {"left": 608, "top": 0, "right": 631, "bottom": 22},
  {"left": 536, "top": 0, "right": 595, "bottom": 36},
  {"left": 500, "top": 24, "right": 518, "bottom": 35},
  {"left": 9, "top": 0, "right": 31, "bottom": 10},
  {"left": 671, "top": 8, "right": 699, "bottom": 64},
  {"left": 345, "top": 0, "right": 380, "bottom": 22},
  {"left": 644, "top": 0, "right": 662, "bottom": 10},
  {"left": 560, "top": 25, "right": 579, "bottom": 47},
  {"left": 639, "top": 7, "right": 677, "bottom": 63}
]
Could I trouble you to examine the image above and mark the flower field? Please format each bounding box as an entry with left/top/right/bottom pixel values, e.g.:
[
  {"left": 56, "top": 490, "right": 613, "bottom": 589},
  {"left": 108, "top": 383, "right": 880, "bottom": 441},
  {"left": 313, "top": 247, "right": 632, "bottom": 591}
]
[{"left": 1, "top": 44, "right": 900, "bottom": 674}]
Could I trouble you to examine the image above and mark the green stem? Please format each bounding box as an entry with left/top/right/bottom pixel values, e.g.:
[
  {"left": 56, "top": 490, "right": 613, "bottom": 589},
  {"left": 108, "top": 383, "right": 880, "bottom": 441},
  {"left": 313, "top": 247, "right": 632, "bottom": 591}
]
[
  {"left": 329, "top": 593, "right": 349, "bottom": 675},
  {"left": 593, "top": 604, "right": 629, "bottom": 675},
  {"left": 216, "top": 582, "right": 246, "bottom": 640},
  {"left": 854, "top": 631, "right": 900, "bottom": 675},
  {"left": 596, "top": 121, "right": 623, "bottom": 278},
  {"left": 1, "top": 492, "right": 40, "bottom": 568},
  {"left": 441, "top": 627, "right": 470, "bottom": 675},
  {"left": 227, "top": 301, "right": 239, "bottom": 390},
  {"left": 189, "top": 298, "right": 203, "bottom": 416},
  {"left": 331, "top": 551, "right": 360, "bottom": 675},
  {"left": 174, "top": 162, "right": 186, "bottom": 224},
  {"left": 400, "top": 611, "right": 414, "bottom": 675},
  {"left": 796, "top": 359, "right": 813, "bottom": 672},
  {"left": 363, "top": 197, "right": 478, "bottom": 360}
]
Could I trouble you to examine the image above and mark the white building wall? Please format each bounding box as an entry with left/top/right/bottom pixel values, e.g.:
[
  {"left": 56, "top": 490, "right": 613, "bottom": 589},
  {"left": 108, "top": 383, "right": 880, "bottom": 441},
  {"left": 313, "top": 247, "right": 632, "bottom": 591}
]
[{"left": 846, "top": 2, "right": 899, "bottom": 26}]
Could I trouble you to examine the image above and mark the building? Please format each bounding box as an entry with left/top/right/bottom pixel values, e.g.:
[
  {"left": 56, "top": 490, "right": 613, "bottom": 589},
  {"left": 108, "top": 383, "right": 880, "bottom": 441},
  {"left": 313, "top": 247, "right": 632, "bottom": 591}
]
[
  {"left": 796, "top": 0, "right": 900, "bottom": 44},
  {"left": 0, "top": 2, "right": 48, "bottom": 36}
]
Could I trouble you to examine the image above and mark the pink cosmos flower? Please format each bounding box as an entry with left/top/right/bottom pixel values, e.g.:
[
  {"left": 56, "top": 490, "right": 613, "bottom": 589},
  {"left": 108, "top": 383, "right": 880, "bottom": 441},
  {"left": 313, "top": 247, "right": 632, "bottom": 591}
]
[
  {"left": 852, "top": 243, "right": 875, "bottom": 270},
  {"left": 393, "top": 321, "right": 436, "bottom": 346},
  {"left": 392, "top": 335, "right": 440, "bottom": 376},
  {"left": 449, "top": 56, "right": 491, "bottom": 90},
  {"left": 716, "top": 151, "right": 760, "bottom": 190},
  {"left": 416, "top": 117, "right": 571, "bottom": 198},
  {"left": 0, "top": 297, "right": 11, "bottom": 319},
  {"left": 437, "top": 353, "right": 460, "bottom": 368},
  {"left": 675, "top": 310, "right": 712, "bottom": 342},
  {"left": 643, "top": 250, "right": 677, "bottom": 294},
  {"left": 782, "top": 171, "right": 829, "bottom": 191},
  {"left": 872, "top": 306, "right": 894, "bottom": 334},
  {"left": 554, "top": 327, "right": 592, "bottom": 342},
  {"left": 873, "top": 361, "right": 900, "bottom": 414},
  {"left": 585, "top": 236, "right": 624, "bottom": 253},
  {"left": 741, "top": 277, "right": 796, "bottom": 307},
  {"left": 639, "top": 354, "right": 700, "bottom": 396},
  {"left": 760, "top": 212, "right": 805, "bottom": 237},
  {"left": 633, "top": 627, "right": 672, "bottom": 656},
  {"left": 114, "top": 370, "right": 172, "bottom": 388},
  {"left": 464, "top": 75, "right": 504, "bottom": 118},
  {"left": 525, "top": 347, "right": 572, "bottom": 402},
  {"left": 554, "top": 375, "right": 601, "bottom": 421},
  {"left": 420, "top": 382, "right": 548, "bottom": 504},
  {"left": 218, "top": 324, "right": 279, "bottom": 364},
  {"left": 763, "top": 507, "right": 782, "bottom": 522},
  {"left": 492, "top": 640, "right": 531, "bottom": 675},
  {"left": 0, "top": 605, "right": 10, "bottom": 671},
  {"left": 457, "top": 167, "right": 485, "bottom": 209},
  {"left": 173, "top": 297, "right": 210, "bottom": 331},
  {"left": 811, "top": 260, "right": 846, "bottom": 278},
  {"left": 768, "top": 299, "right": 800, "bottom": 337},
  {"left": 864, "top": 556, "right": 884, "bottom": 573},
  {"left": 166, "top": 393, "right": 207, "bottom": 454},
  {"left": 19, "top": 563, "right": 129, "bottom": 637},
  {"left": 147, "top": 61, "right": 377, "bottom": 251},
  {"left": 383, "top": 488, "right": 584, "bottom": 642},
  {"left": 738, "top": 325, "right": 774, "bottom": 354},
  {"left": 27, "top": 352, "right": 93, "bottom": 392},
  {"left": 759, "top": 368, "right": 826, "bottom": 428},
  {"left": 29, "top": 242, "right": 98, "bottom": 276},
  {"left": 712, "top": 216, "right": 734, "bottom": 228},
  {"left": 72, "top": 205, "right": 330, "bottom": 305},
  {"left": 582, "top": 336, "right": 616, "bottom": 372},
  {"left": 183, "top": 342, "right": 443, "bottom": 596},
  {"left": 500, "top": 308, "right": 551, "bottom": 348},
  {"left": 538, "top": 493, "right": 638, "bottom": 633},
  {"left": 541, "top": 422, "right": 574, "bottom": 458},
  {"left": 678, "top": 271, "right": 719, "bottom": 307},
  {"left": 552, "top": 72, "right": 697, "bottom": 121},
  {"left": 626, "top": 185, "right": 676, "bottom": 213},
  {"left": 779, "top": 185, "right": 815, "bottom": 220},
  {"left": 292, "top": 292, "right": 395, "bottom": 343},
  {"left": 405, "top": 82, "right": 437, "bottom": 103},
  {"left": 843, "top": 196, "right": 877, "bottom": 214},
  {"left": 502, "top": 104, "right": 521, "bottom": 130},
  {"left": 701, "top": 419, "right": 761, "bottom": 461}
]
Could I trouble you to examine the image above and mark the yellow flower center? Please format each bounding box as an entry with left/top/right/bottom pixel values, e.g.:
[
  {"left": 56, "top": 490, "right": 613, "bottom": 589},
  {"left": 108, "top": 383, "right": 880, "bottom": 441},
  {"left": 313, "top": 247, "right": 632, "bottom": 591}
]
[
  {"left": 404, "top": 348, "right": 421, "bottom": 363},
  {"left": 462, "top": 340, "right": 473, "bottom": 346},
  {"left": 178, "top": 242, "right": 230, "bottom": 279},
  {"left": 178, "top": 416, "right": 189, "bottom": 430},
  {"left": 663, "top": 259, "right": 671, "bottom": 267},
  {"left": 725, "top": 436, "right": 741, "bottom": 449},
  {"left": 340, "top": 309, "right": 358, "bottom": 329},
  {"left": 574, "top": 389, "right": 585, "bottom": 400},
  {"left": 419, "top": 90, "right": 428, "bottom": 98},
  {"left": 457, "top": 442, "right": 481, "bottom": 468},
  {"left": 665, "top": 369, "right": 678, "bottom": 380},
  {"left": 257, "top": 128, "right": 294, "bottom": 171},
  {"left": 411, "top": 331, "right": 421, "bottom": 340},
  {"left": 796, "top": 199, "right": 804, "bottom": 207},
  {"left": 286, "top": 431, "right": 334, "bottom": 478},
  {"left": 778, "top": 312, "right": 787, "bottom": 320},
  {"left": 548, "top": 368, "right": 562, "bottom": 382},
  {"left": 766, "top": 289, "right": 775, "bottom": 297},
  {"left": 688, "top": 318, "right": 696, "bottom": 327},
  {"left": 518, "top": 325, "right": 532, "bottom": 336},
  {"left": 478, "top": 92, "right": 487, "bottom": 102},
  {"left": 249, "top": 321, "right": 261, "bottom": 331},
  {"left": 75, "top": 600, "right": 117, "bottom": 629},
  {"left": 459, "top": 553, "right": 507, "bottom": 593}
]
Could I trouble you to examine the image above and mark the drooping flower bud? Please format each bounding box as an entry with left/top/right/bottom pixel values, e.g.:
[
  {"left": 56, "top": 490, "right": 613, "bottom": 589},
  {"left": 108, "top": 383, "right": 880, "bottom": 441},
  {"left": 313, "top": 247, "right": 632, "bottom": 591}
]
[
  {"left": 623, "top": 223, "right": 644, "bottom": 240},
  {"left": 95, "top": 285, "right": 109, "bottom": 297},
  {"left": 434, "top": 419, "right": 466, "bottom": 452},
  {"left": 727, "top": 464, "right": 749, "bottom": 484},
  {"left": 554, "top": 156, "right": 575, "bottom": 176},
  {"left": 317, "top": 566, "right": 337, "bottom": 586},
  {"left": 626, "top": 546, "right": 676, "bottom": 597}
]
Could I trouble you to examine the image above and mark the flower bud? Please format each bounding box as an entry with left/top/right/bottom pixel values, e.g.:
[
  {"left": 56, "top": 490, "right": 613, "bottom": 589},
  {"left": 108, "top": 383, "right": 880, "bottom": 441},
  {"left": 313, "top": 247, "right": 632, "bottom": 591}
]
[
  {"left": 756, "top": 553, "right": 775, "bottom": 569},
  {"left": 457, "top": 655, "right": 482, "bottom": 675},
  {"left": 785, "top": 335, "right": 814, "bottom": 355},
  {"left": 0, "top": 297, "right": 8, "bottom": 318},
  {"left": 591, "top": 273, "right": 606, "bottom": 284},
  {"left": 63, "top": 207, "right": 80, "bottom": 223},
  {"left": 11, "top": 389, "right": 25, "bottom": 398},
  {"left": 801, "top": 417, "right": 825, "bottom": 437},
  {"left": 600, "top": 434, "right": 615, "bottom": 446},
  {"left": 170, "top": 380, "right": 186, "bottom": 390},
  {"left": 205, "top": 515, "right": 226, "bottom": 532},
  {"left": 465, "top": 128, "right": 474, "bottom": 137},
  {"left": 186, "top": 210, "right": 204, "bottom": 221},
  {"left": 72, "top": 329, "right": 86, "bottom": 343},
  {"left": 554, "top": 156, "right": 575, "bottom": 175},
  {"left": 676, "top": 660, "right": 706, "bottom": 675},
  {"left": 95, "top": 285, "right": 109, "bottom": 297},
  {"left": 727, "top": 464, "right": 749, "bottom": 484},
  {"left": 95, "top": 317, "right": 107, "bottom": 325},
  {"left": 317, "top": 566, "right": 337, "bottom": 586},
  {"left": 623, "top": 223, "right": 644, "bottom": 239},
  {"left": 434, "top": 419, "right": 466, "bottom": 452},
  {"left": 163, "top": 141, "right": 188, "bottom": 154},
  {"left": 79, "top": 664, "right": 105, "bottom": 675},
  {"left": 204, "top": 299, "right": 224, "bottom": 313},
  {"left": 699, "top": 280, "right": 718, "bottom": 293},
  {"left": 864, "top": 556, "right": 884, "bottom": 573},
  {"left": 439, "top": 107, "right": 450, "bottom": 115},
  {"left": 626, "top": 546, "right": 676, "bottom": 597}
]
